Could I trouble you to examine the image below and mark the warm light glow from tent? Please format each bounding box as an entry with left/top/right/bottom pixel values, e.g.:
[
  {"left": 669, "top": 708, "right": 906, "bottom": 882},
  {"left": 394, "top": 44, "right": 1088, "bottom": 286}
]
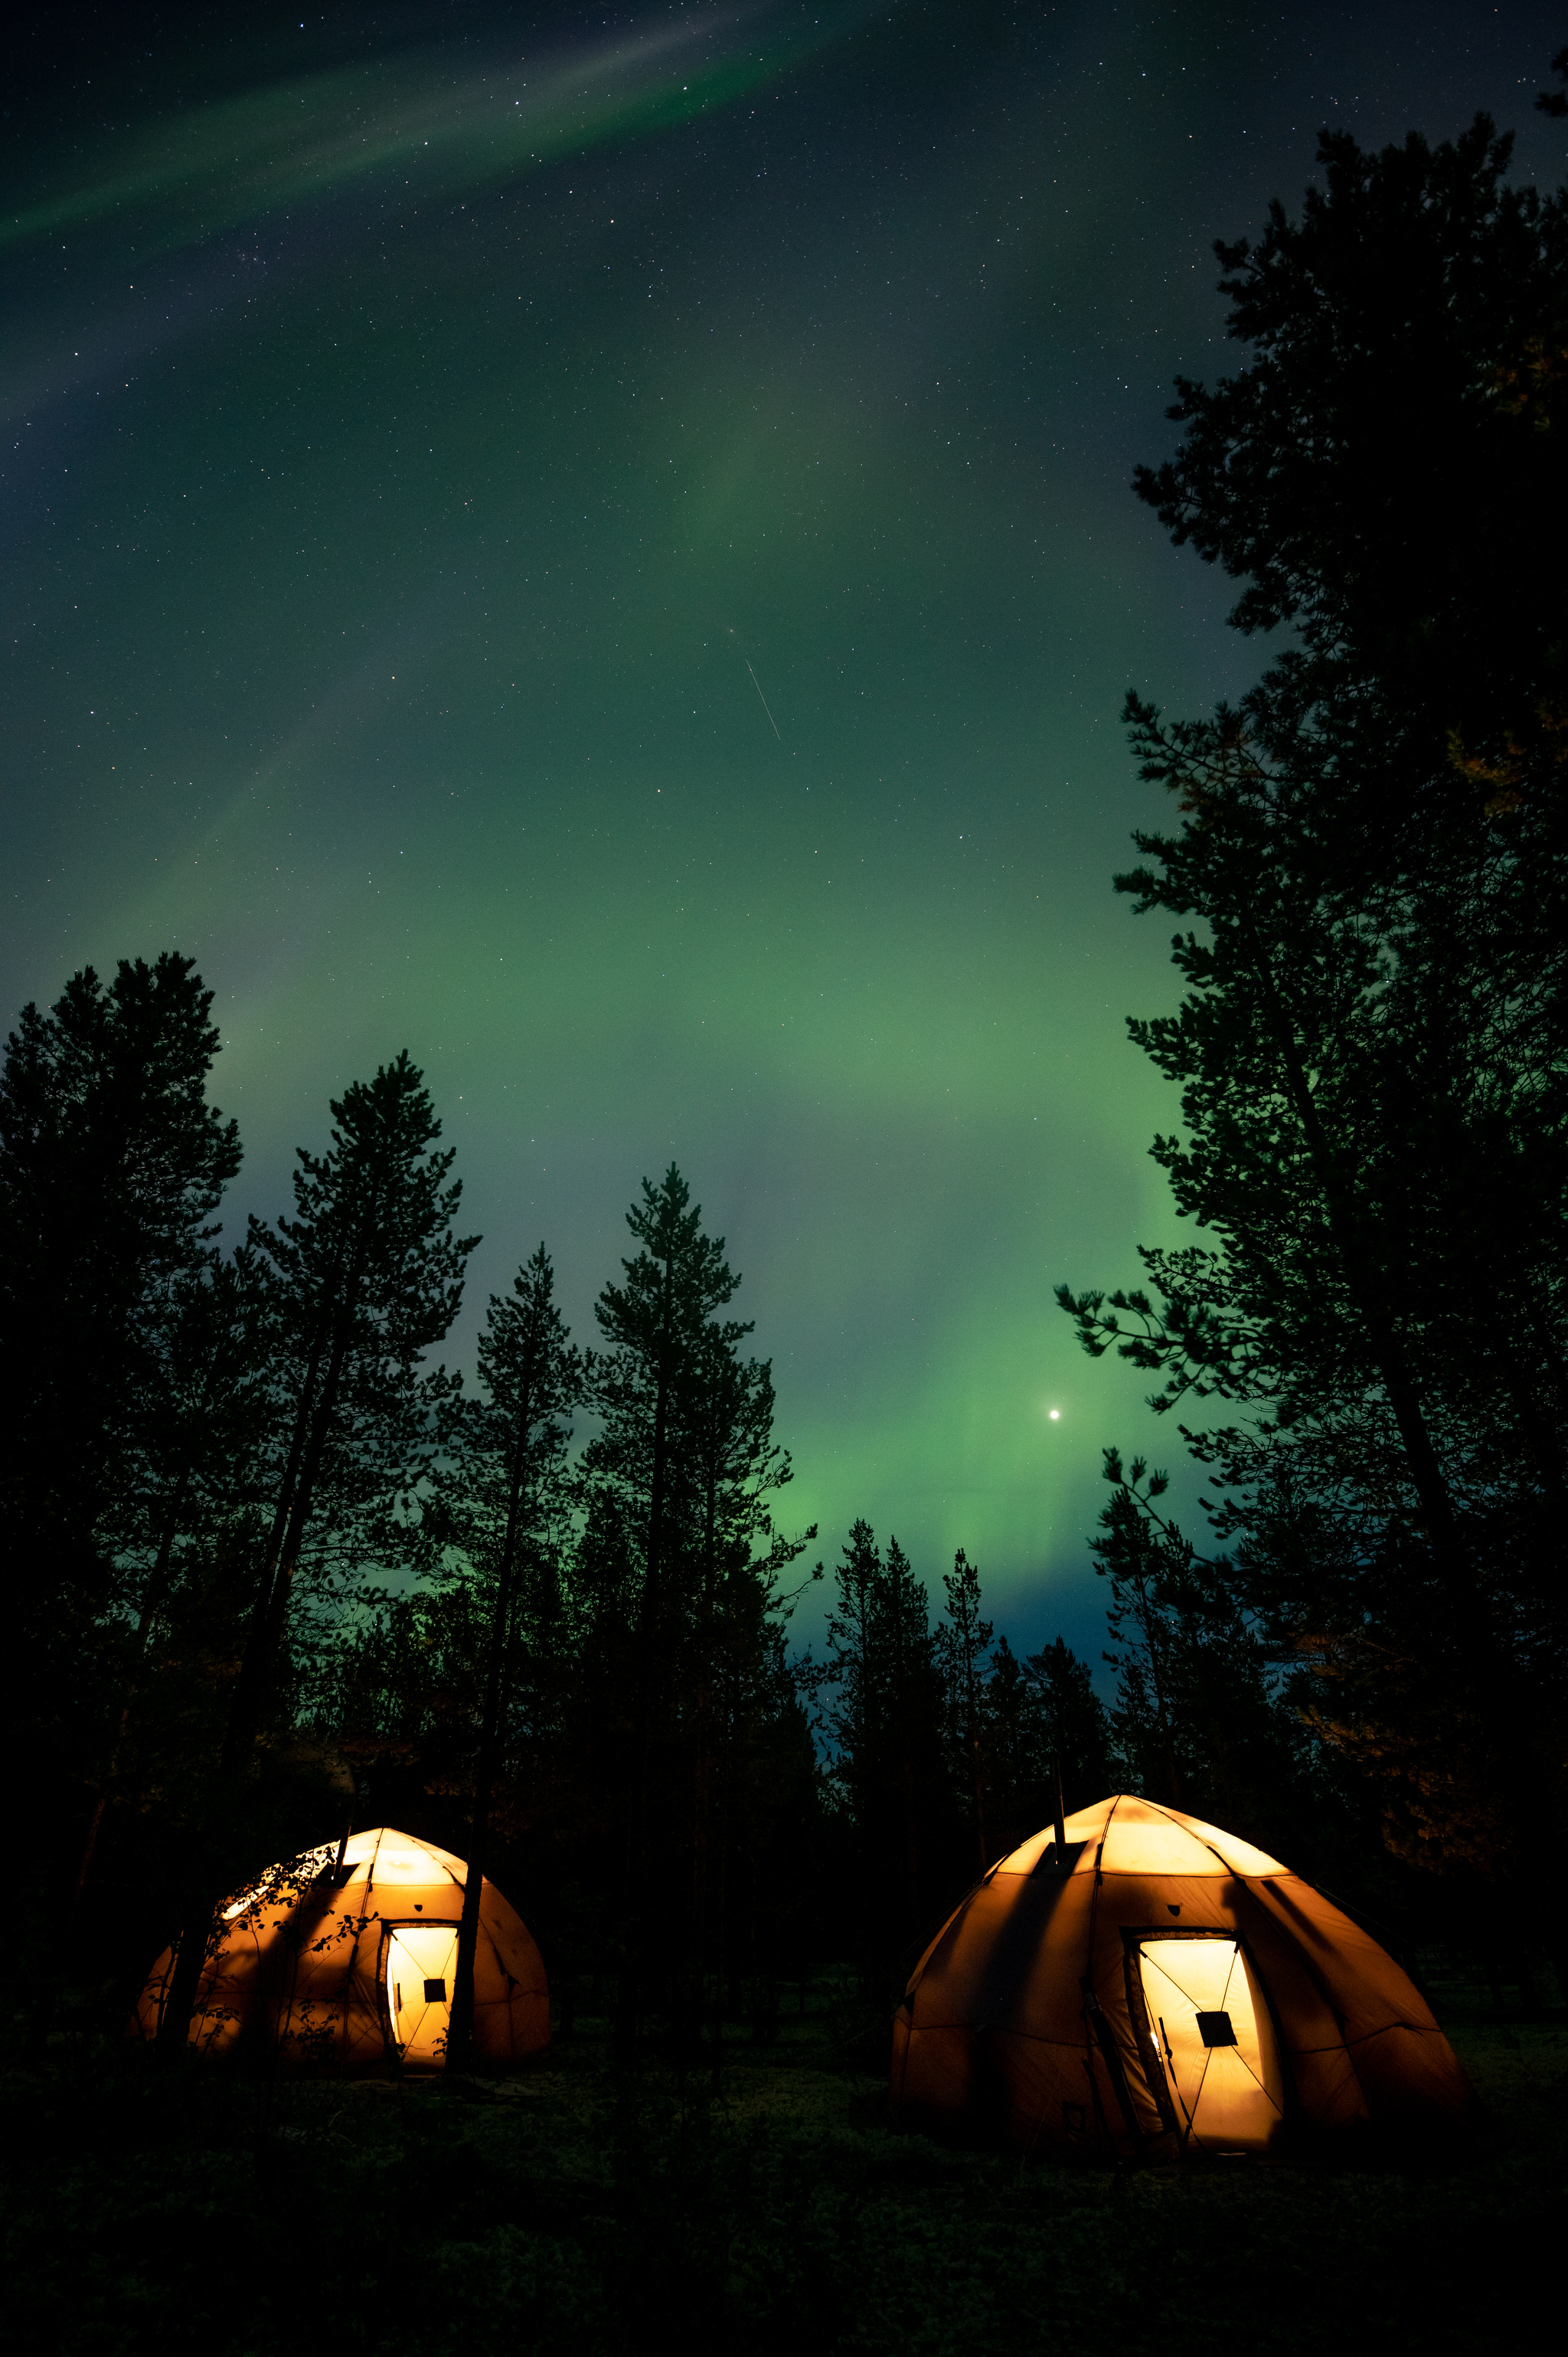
[
  {"left": 1138, "top": 1937, "right": 1284, "bottom": 2153},
  {"left": 890, "top": 1793, "right": 1474, "bottom": 2161}
]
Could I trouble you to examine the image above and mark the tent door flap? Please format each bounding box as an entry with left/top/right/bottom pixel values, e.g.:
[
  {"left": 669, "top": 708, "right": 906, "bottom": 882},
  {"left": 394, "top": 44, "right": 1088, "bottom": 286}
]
[
  {"left": 1134, "top": 1936, "right": 1284, "bottom": 2155},
  {"left": 384, "top": 1925, "right": 459, "bottom": 2064}
]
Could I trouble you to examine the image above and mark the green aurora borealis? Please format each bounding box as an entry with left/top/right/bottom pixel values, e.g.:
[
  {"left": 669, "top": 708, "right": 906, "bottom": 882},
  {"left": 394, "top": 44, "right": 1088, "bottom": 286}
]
[{"left": 7, "top": 2, "right": 1565, "bottom": 1653}]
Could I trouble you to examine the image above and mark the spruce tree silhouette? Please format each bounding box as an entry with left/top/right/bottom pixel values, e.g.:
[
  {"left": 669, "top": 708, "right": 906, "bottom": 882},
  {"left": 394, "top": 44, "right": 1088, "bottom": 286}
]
[
  {"left": 158, "top": 1054, "right": 475, "bottom": 2056},
  {"left": 442, "top": 1246, "right": 580, "bottom": 2071}
]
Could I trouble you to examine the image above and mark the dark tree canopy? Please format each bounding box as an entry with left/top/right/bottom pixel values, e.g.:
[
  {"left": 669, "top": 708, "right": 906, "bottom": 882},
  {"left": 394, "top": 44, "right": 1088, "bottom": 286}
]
[
  {"left": 1, "top": 953, "right": 241, "bottom": 1695},
  {"left": 1135, "top": 115, "right": 1568, "bottom": 754},
  {"left": 229, "top": 1050, "right": 477, "bottom": 1767},
  {"left": 1063, "top": 74, "right": 1568, "bottom": 1915}
]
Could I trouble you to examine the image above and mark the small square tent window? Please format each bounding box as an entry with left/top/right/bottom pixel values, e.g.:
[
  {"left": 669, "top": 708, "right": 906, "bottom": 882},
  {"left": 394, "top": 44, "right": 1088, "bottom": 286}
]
[
  {"left": 424, "top": 1978, "right": 447, "bottom": 2003},
  {"left": 1197, "top": 2009, "right": 1237, "bottom": 2048}
]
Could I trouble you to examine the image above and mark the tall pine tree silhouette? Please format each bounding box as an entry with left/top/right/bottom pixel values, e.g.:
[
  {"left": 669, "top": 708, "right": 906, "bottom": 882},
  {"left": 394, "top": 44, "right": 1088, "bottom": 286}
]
[
  {"left": 442, "top": 1246, "right": 580, "bottom": 2071},
  {"left": 585, "top": 1167, "right": 743, "bottom": 2070},
  {"left": 158, "top": 1054, "right": 474, "bottom": 2054},
  {"left": 0, "top": 954, "right": 240, "bottom": 1875}
]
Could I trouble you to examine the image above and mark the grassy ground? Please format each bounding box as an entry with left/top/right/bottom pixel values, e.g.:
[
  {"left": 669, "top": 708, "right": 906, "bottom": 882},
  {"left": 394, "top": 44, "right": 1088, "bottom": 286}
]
[{"left": 8, "top": 1979, "right": 1564, "bottom": 2356}]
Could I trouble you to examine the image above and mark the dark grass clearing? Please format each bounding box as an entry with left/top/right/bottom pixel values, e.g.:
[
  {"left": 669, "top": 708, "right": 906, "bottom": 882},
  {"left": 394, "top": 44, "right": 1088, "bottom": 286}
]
[{"left": 8, "top": 1978, "right": 1563, "bottom": 2357}]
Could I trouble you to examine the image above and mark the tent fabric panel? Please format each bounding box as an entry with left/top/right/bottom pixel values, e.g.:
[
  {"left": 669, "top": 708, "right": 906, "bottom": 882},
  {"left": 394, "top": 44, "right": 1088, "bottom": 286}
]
[
  {"left": 908, "top": 1872, "right": 1093, "bottom": 2034},
  {"left": 894, "top": 2021, "right": 982, "bottom": 2123},
  {"left": 341, "top": 1826, "right": 462, "bottom": 1870},
  {"left": 471, "top": 1898, "right": 550, "bottom": 2064},
  {"left": 1343, "top": 2019, "right": 1475, "bottom": 2123},
  {"left": 903, "top": 1868, "right": 1177, "bottom": 2148},
  {"left": 349, "top": 1830, "right": 467, "bottom": 1889},
  {"left": 1017, "top": 2028, "right": 1172, "bottom": 2162},
  {"left": 268, "top": 1900, "right": 387, "bottom": 2070},
  {"left": 890, "top": 2005, "right": 910, "bottom": 2104},
  {"left": 1224, "top": 1899, "right": 1370, "bottom": 2130},
  {"left": 130, "top": 1956, "right": 159, "bottom": 2042},
  {"left": 149, "top": 1921, "right": 273, "bottom": 2057},
  {"left": 1228, "top": 1883, "right": 1358, "bottom": 2061},
  {"left": 1011, "top": 1886, "right": 1100, "bottom": 2044},
  {"left": 1000, "top": 2029, "right": 1134, "bottom": 2159},
  {"left": 131, "top": 1946, "right": 173, "bottom": 2045},
  {"left": 1253, "top": 1878, "right": 1446, "bottom": 2042},
  {"left": 1099, "top": 1797, "right": 1244, "bottom": 1878},
  {"left": 263, "top": 1878, "right": 377, "bottom": 2062},
  {"left": 901, "top": 1878, "right": 1006, "bottom": 2019},
  {"left": 315, "top": 1914, "right": 389, "bottom": 2070},
  {"left": 894, "top": 2023, "right": 1125, "bottom": 2159},
  {"left": 1282, "top": 2038, "right": 1372, "bottom": 2130},
  {"left": 1093, "top": 1873, "right": 1240, "bottom": 1935},
  {"left": 1155, "top": 1810, "right": 1284, "bottom": 1878}
]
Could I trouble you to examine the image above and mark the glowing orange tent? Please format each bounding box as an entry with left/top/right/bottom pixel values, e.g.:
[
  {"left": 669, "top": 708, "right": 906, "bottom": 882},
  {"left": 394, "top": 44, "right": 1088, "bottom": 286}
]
[
  {"left": 890, "top": 1794, "right": 1471, "bottom": 2159},
  {"left": 135, "top": 1826, "right": 550, "bottom": 2071}
]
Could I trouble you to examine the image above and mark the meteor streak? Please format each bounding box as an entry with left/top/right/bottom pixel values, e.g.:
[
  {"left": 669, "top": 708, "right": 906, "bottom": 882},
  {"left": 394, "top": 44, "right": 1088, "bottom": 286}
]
[{"left": 746, "top": 659, "right": 782, "bottom": 742}]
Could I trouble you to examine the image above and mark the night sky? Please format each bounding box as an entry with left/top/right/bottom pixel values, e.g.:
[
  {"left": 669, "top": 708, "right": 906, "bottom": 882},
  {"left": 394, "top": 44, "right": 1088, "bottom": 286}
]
[{"left": 7, "top": 2, "right": 1564, "bottom": 1654}]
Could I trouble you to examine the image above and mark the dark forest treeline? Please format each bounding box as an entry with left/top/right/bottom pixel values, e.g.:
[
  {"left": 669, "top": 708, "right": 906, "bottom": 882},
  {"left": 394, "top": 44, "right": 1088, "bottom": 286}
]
[
  {"left": 0, "top": 924, "right": 1537, "bottom": 2056},
  {"left": 0, "top": 989, "right": 1124, "bottom": 2051}
]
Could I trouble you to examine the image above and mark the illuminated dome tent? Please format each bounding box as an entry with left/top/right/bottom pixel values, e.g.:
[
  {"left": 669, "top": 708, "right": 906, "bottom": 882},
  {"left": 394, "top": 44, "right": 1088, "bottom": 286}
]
[
  {"left": 890, "top": 1795, "right": 1471, "bottom": 2161},
  {"left": 136, "top": 1826, "right": 550, "bottom": 2071}
]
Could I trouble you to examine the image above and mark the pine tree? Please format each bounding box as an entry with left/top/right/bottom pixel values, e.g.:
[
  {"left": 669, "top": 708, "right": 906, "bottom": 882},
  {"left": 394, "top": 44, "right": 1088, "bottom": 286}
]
[
  {"left": 822, "top": 1522, "right": 883, "bottom": 1796},
  {"left": 935, "top": 1550, "right": 993, "bottom": 1873},
  {"left": 824, "top": 1525, "right": 950, "bottom": 1983},
  {"left": 1018, "top": 1639, "right": 1114, "bottom": 1819},
  {"left": 676, "top": 1320, "right": 814, "bottom": 2072},
  {"left": 1090, "top": 110, "right": 1568, "bottom": 1862},
  {"left": 0, "top": 956, "right": 241, "bottom": 1734},
  {"left": 1060, "top": 672, "right": 1567, "bottom": 1883},
  {"left": 877, "top": 1537, "right": 949, "bottom": 1947},
  {"left": 1132, "top": 111, "right": 1568, "bottom": 765},
  {"left": 439, "top": 1246, "right": 580, "bottom": 2070},
  {"left": 0, "top": 954, "right": 240, "bottom": 1888},
  {"left": 582, "top": 1167, "right": 813, "bottom": 2067},
  {"left": 584, "top": 1167, "right": 742, "bottom": 2062},
  {"left": 1095, "top": 112, "right": 1568, "bottom": 1806},
  {"left": 587, "top": 1168, "right": 742, "bottom": 1659},
  {"left": 977, "top": 1636, "right": 1040, "bottom": 1855},
  {"left": 73, "top": 1247, "right": 272, "bottom": 1905},
  {"left": 228, "top": 1052, "right": 475, "bottom": 1773},
  {"left": 822, "top": 1520, "right": 886, "bottom": 1975},
  {"left": 157, "top": 1054, "right": 475, "bottom": 2053}
]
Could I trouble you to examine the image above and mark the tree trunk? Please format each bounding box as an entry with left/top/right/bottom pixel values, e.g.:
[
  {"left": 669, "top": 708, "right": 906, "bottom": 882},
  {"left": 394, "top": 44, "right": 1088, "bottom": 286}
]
[
  {"left": 158, "top": 1267, "right": 361, "bottom": 2062},
  {"left": 614, "top": 1255, "right": 674, "bottom": 2083},
  {"left": 447, "top": 1363, "right": 535, "bottom": 2072},
  {"left": 72, "top": 1457, "right": 194, "bottom": 1905}
]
